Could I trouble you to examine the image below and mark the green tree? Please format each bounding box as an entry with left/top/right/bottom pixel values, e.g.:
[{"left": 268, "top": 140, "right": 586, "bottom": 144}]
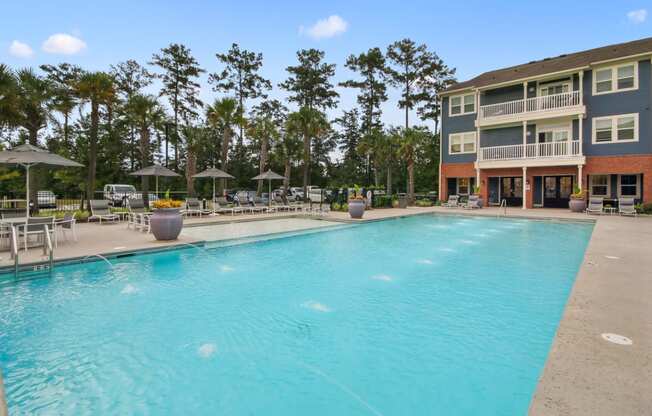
[
  {"left": 249, "top": 99, "right": 287, "bottom": 194},
  {"left": 40, "top": 63, "right": 82, "bottom": 148},
  {"left": 150, "top": 43, "right": 204, "bottom": 168},
  {"left": 126, "top": 94, "right": 164, "bottom": 203},
  {"left": 75, "top": 71, "right": 115, "bottom": 206},
  {"left": 279, "top": 49, "right": 338, "bottom": 194},
  {"left": 0, "top": 64, "right": 20, "bottom": 131},
  {"left": 416, "top": 56, "right": 456, "bottom": 132},
  {"left": 333, "top": 108, "right": 364, "bottom": 184},
  {"left": 278, "top": 119, "right": 304, "bottom": 195},
  {"left": 396, "top": 126, "right": 429, "bottom": 203},
  {"left": 340, "top": 47, "right": 387, "bottom": 134},
  {"left": 209, "top": 43, "right": 271, "bottom": 146},
  {"left": 206, "top": 97, "right": 241, "bottom": 172},
  {"left": 385, "top": 38, "right": 433, "bottom": 129}
]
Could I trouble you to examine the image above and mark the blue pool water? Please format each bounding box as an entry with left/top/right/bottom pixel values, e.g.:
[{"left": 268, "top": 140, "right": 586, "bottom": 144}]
[{"left": 0, "top": 215, "right": 593, "bottom": 415}]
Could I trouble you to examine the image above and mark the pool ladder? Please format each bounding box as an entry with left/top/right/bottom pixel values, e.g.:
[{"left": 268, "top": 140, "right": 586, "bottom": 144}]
[
  {"left": 497, "top": 199, "right": 508, "bottom": 218},
  {"left": 8, "top": 224, "right": 54, "bottom": 279}
]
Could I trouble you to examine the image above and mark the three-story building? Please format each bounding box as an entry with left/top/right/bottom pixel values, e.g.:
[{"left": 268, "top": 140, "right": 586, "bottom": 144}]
[{"left": 440, "top": 37, "right": 652, "bottom": 208}]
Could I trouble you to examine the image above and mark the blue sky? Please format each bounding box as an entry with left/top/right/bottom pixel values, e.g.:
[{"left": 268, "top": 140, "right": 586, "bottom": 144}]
[{"left": 2, "top": 0, "right": 651, "bottom": 127}]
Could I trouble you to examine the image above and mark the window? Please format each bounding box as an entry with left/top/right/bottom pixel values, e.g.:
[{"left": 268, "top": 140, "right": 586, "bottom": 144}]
[
  {"left": 590, "top": 175, "right": 609, "bottom": 197},
  {"left": 449, "top": 93, "right": 475, "bottom": 116},
  {"left": 457, "top": 178, "right": 470, "bottom": 195},
  {"left": 449, "top": 132, "right": 476, "bottom": 154},
  {"left": 619, "top": 174, "right": 639, "bottom": 197},
  {"left": 537, "top": 123, "right": 571, "bottom": 143},
  {"left": 592, "top": 62, "right": 638, "bottom": 95},
  {"left": 592, "top": 113, "right": 638, "bottom": 144},
  {"left": 539, "top": 81, "right": 570, "bottom": 96}
]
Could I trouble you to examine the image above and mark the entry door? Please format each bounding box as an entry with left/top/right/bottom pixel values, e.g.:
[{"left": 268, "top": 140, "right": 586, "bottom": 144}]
[
  {"left": 543, "top": 176, "right": 573, "bottom": 208},
  {"left": 501, "top": 177, "right": 523, "bottom": 206}
]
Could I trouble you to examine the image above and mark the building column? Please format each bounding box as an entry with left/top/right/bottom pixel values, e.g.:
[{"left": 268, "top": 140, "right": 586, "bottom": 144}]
[
  {"left": 522, "top": 166, "right": 527, "bottom": 210},
  {"left": 578, "top": 115, "right": 583, "bottom": 155},
  {"left": 578, "top": 165, "right": 583, "bottom": 190}
]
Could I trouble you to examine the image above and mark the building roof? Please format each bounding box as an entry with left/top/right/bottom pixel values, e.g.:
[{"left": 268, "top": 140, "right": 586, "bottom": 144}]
[{"left": 443, "top": 37, "right": 652, "bottom": 94}]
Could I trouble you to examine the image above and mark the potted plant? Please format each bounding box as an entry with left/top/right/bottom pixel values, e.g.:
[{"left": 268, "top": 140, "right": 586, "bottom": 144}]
[
  {"left": 348, "top": 185, "right": 365, "bottom": 219},
  {"left": 472, "top": 185, "right": 484, "bottom": 208},
  {"left": 150, "top": 191, "right": 184, "bottom": 240},
  {"left": 568, "top": 186, "right": 586, "bottom": 212}
]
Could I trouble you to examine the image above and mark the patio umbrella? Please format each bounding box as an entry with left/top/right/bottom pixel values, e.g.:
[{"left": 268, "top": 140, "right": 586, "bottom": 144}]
[
  {"left": 251, "top": 169, "right": 286, "bottom": 207},
  {"left": 0, "top": 143, "right": 83, "bottom": 217},
  {"left": 129, "top": 164, "right": 180, "bottom": 197},
  {"left": 192, "top": 167, "right": 235, "bottom": 213}
]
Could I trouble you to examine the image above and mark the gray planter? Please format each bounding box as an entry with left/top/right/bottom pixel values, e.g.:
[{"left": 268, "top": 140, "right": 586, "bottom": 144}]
[
  {"left": 569, "top": 198, "right": 586, "bottom": 213},
  {"left": 348, "top": 199, "right": 365, "bottom": 219},
  {"left": 150, "top": 208, "right": 183, "bottom": 240},
  {"left": 472, "top": 195, "right": 484, "bottom": 208}
]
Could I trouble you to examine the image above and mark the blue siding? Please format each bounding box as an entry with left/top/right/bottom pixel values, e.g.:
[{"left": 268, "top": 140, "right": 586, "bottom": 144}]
[
  {"left": 441, "top": 96, "right": 477, "bottom": 163},
  {"left": 481, "top": 126, "right": 522, "bottom": 147},
  {"left": 583, "top": 59, "right": 652, "bottom": 156},
  {"left": 481, "top": 84, "right": 523, "bottom": 106}
]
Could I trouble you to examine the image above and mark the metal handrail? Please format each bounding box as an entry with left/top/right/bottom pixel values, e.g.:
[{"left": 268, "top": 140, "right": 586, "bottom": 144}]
[
  {"left": 9, "top": 226, "right": 18, "bottom": 277},
  {"left": 43, "top": 224, "right": 54, "bottom": 273},
  {"left": 498, "top": 199, "right": 508, "bottom": 217}
]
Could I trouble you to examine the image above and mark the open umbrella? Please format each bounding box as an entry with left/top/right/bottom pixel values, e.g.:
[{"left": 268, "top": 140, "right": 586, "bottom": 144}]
[
  {"left": 129, "top": 164, "right": 180, "bottom": 198},
  {"left": 192, "top": 167, "right": 235, "bottom": 214},
  {"left": 252, "top": 169, "right": 286, "bottom": 208},
  {"left": 0, "top": 143, "right": 83, "bottom": 217}
]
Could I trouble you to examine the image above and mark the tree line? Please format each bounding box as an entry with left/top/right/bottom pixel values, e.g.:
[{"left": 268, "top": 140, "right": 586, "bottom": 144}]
[{"left": 0, "top": 38, "right": 456, "bottom": 204}]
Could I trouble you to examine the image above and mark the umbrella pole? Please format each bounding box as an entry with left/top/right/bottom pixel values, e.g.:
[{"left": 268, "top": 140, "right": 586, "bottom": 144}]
[
  {"left": 25, "top": 164, "right": 30, "bottom": 218},
  {"left": 268, "top": 180, "right": 271, "bottom": 208},
  {"left": 156, "top": 176, "right": 159, "bottom": 199},
  {"left": 212, "top": 178, "right": 216, "bottom": 215}
]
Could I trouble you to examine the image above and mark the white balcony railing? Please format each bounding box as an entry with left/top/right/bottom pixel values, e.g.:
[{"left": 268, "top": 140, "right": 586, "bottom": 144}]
[
  {"left": 479, "top": 141, "right": 581, "bottom": 162},
  {"left": 479, "top": 91, "right": 581, "bottom": 120}
]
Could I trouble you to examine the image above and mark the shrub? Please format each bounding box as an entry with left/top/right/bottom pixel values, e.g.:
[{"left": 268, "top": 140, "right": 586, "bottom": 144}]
[
  {"left": 35, "top": 210, "right": 91, "bottom": 222},
  {"left": 636, "top": 202, "right": 652, "bottom": 214},
  {"left": 341, "top": 203, "right": 348, "bottom": 212},
  {"left": 332, "top": 202, "right": 341, "bottom": 211},
  {"left": 153, "top": 199, "right": 183, "bottom": 209},
  {"left": 415, "top": 199, "right": 433, "bottom": 207}
]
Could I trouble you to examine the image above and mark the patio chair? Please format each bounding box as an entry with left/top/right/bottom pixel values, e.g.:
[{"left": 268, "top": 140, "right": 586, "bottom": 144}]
[
  {"left": 89, "top": 200, "right": 120, "bottom": 223},
  {"left": 463, "top": 195, "right": 481, "bottom": 209},
  {"left": 126, "top": 198, "right": 152, "bottom": 231},
  {"left": 214, "top": 197, "right": 235, "bottom": 215},
  {"left": 586, "top": 197, "right": 604, "bottom": 215},
  {"left": 55, "top": 212, "right": 77, "bottom": 242},
  {"left": 16, "top": 216, "right": 56, "bottom": 252},
  {"left": 618, "top": 197, "right": 637, "bottom": 217},
  {"left": 442, "top": 195, "right": 459, "bottom": 208},
  {"left": 184, "top": 198, "right": 211, "bottom": 217},
  {"left": 251, "top": 197, "right": 269, "bottom": 213}
]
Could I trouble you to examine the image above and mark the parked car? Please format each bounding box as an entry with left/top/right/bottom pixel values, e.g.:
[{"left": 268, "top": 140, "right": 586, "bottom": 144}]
[
  {"left": 273, "top": 188, "right": 300, "bottom": 202},
  {"left": 37, "top": 190, "right": 56, "bottom": 209},
  {"left": 289, "top": 187, "right": 304, "bottom": 200},
  {"left": 103, "top": 184, "right": 137, "bottom": 207},
  {"left": 306, "top": 186, "right": 324, "bottom": 203}
]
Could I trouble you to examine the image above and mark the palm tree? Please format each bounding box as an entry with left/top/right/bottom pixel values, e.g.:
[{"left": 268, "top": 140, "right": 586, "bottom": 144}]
[
  {"left": 286, "top": 107, "right": 329, "bottom": 199},
  {"left": 358, "top": 128, "right": 398, "bottom": 195},
  {"left": 126, "top": 94, "right": 164, "bottom": 204},
  {"left": 206, "top": 97, "right": 240, "bottom": 189},
  {"left": 248, "top": 116, "right": 279, "bottom": 194},
  {"left": 15, "top": 69, "right": 51, "bottom": 145},
  {"left": 0, "top": 64, "right": 19, "bottom": 129},
  {"left": 277, "top": 122, "right": 303, "bottom": 195},
  {"left": 75, "top": 71, "right": 116, "bottom": 207},
  {"left": 396, "top": 127, "right": 428, "bottom": 204}
]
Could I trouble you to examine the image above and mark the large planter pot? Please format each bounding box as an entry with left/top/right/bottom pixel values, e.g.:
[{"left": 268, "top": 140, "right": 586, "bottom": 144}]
[
  {"left": 150, "top": 208, "right": 183, "bottom": 240},
  {"left": 348, "top": 199, "right": 365, "bottom": 219},
  {"left": 472, "top": 195, "right": 484, "bottom": 208},
  {"left": 569, "top": 198, "right": 586, "bottom": 213}
]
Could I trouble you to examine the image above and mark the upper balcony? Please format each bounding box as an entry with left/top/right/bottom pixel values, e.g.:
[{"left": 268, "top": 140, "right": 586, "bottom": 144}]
[
  {"left": 477, "top": 91, "right": 585, "bottom": 127},
  {"left": 476, "top": 141, "right": 585, "bottom": 169}
]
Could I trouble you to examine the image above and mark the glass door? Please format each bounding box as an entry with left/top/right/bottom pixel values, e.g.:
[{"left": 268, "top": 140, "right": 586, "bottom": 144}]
[{"left": 543, "top": 176, "right": 574, "bottom": 208}]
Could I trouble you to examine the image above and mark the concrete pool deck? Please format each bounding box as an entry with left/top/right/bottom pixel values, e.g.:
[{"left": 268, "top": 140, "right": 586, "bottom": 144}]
[{"left": 0, "top": 206, "right": 650, "bottom": 414}]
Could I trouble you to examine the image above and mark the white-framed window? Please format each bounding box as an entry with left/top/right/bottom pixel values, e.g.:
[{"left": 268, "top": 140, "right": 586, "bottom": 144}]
[
  {"left": 618, "top": 174, "right": 640, "bottom": 198},
  {"left": 457, "top": 178, "right": 470, "bottom": 195},
  {"left": 449, "top": 93, "right": 475, "bottom": 116},
  {"left": 538, "top": 80, "right": 571, "bottom": 96},
  {"left": 590, "top": 175, "right": 610, "bottom": 197},
  {"left": 449, "top": 131, "right": 476, "bottom": 154},
  {"left": 592, "top": 62, "right": 638, "bottom": 95},
  {"left": 591, "top": 113, "right": 638, "bottom": 144}
]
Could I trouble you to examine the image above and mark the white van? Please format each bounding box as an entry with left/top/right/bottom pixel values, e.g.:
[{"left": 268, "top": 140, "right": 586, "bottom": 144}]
[{"left": 103, "top": 184, "right": 137, "bottom": 206}]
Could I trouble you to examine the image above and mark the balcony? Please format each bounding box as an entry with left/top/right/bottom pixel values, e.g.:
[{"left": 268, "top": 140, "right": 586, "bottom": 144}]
[
  {"left": 477, "top": 91, "right": 584, "bottom": 127},
  {"left": 477, "top": 141, "right": 585, "bottom": 169}
]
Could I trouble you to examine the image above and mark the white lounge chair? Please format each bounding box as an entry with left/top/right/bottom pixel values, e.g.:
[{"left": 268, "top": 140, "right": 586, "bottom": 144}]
[
  {"left": 586, "top": 197, "right": 604, "bottom": 215},
  {"left": 618, "top": 197, "right": 637, "bottom": 217},
  {"left": 55, "top": 212, "right": 77, "bottom": 242},
  {"left": 463, "top": 195, "right": 481, "bottom": 209},
  {"left": 442, "top": 195, "right": 459, "bottom": 208},
  {"left": 89, "top": 200, "right": 120, "bottom": 223},
  {"left": 184, "top": 198, "right": 211, "bottom": 217}
]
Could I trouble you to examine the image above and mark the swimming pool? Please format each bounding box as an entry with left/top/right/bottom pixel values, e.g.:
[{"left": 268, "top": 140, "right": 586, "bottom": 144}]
[{"left": 0, "top": 215, "right": 593, "bottom": 415}]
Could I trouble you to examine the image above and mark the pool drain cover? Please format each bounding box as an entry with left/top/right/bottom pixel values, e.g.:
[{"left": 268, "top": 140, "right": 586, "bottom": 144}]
[{"left": 601, "top": 333, "right": 632, "bottom": 345}]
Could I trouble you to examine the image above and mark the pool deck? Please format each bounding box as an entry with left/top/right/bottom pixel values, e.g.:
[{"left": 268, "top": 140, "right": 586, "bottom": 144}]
[{"left": 0, "top": 206, "right": 650, "bottom": 415}]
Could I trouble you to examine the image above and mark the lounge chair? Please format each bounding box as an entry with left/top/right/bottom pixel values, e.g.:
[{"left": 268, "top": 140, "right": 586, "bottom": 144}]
[
  {"left": 184, "top": 198, "right": 211, "bottom": 217},
  {"left": 618, "top": 197, "right": 637, "bottom": 217},
  {"left": 55, "top": 212, "right": 77, "bottom": 242},
  {"left": 250, "top": 197, "right": 269, "bottom": 213},
  {"left": 234, "top": 199, "right": 253, "bottom": 214},
  {"left": 214, "top": 197, "right": 236, "bottom": 215},
  {"left": 442, "top": 195, "right": 459, "bottom": 208},
  {"left": 463, "top": 195, "right": 481, "bottom": 209},
  {"left": 16, "top": 216, "right": 56, "bottom": 251},
  {"left": 89, "top": 200, "right": 120, "bottom": 223},
  {"left": 586, "top": 197, "right": 604, "bottom": 215}
]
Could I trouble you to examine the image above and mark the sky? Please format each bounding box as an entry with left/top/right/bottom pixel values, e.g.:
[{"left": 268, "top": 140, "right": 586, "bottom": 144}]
[{"left": 1, "top": 0, "right": 651, "bottom": 128}]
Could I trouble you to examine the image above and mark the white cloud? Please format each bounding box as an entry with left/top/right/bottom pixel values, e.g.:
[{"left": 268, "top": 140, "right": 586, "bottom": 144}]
[
  {"left": 627, "top": 9, "right": 647, "bottom": 24},
  {"left": 42, "top": 33, "right": 87, "bottom": 55},
  {"left": 300, "top": 15, "right": 348, "bottom": 40},
  {"left": 9, "top": 40, "right": 34, "bottom": 58}
]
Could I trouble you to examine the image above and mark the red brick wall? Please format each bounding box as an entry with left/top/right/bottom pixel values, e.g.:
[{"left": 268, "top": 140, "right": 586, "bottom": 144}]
[{"left": 440, "top": 154, "right": 652, "bottom": 207}]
